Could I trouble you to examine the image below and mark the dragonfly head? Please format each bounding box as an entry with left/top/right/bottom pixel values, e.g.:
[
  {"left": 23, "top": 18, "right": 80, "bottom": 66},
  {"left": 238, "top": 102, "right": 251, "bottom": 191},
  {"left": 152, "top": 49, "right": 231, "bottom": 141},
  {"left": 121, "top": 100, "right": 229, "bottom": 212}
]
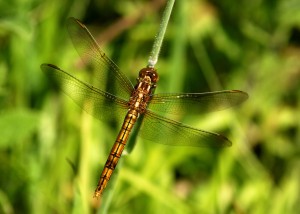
[{"left": 138, "top": 67, "right": 159, "bottom": 85}]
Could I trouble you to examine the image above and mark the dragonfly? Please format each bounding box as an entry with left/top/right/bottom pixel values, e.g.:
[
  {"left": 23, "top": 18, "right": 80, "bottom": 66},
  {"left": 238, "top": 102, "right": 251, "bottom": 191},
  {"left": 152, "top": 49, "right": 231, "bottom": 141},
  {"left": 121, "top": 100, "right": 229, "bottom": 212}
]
[{"left": 41, "top": 17, "right": 248, "bottom": 198}]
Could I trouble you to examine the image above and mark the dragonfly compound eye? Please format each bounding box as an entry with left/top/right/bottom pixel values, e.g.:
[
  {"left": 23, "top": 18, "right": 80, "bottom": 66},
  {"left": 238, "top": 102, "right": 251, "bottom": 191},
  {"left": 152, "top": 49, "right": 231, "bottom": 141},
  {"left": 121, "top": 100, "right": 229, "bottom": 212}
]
[
  {"left": 139, "top": 67, "right": 159, "bottom": 83},
  {"left": 149, "top": 69, "right": 159, "bottom": 83}
]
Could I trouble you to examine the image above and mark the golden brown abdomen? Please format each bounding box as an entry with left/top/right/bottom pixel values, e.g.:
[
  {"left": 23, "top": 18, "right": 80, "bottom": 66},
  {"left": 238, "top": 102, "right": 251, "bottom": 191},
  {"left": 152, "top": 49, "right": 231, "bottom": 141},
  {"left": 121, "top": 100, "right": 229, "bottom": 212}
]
[{"left": 94, "top": 109, "right": 138, "bottom": 197}]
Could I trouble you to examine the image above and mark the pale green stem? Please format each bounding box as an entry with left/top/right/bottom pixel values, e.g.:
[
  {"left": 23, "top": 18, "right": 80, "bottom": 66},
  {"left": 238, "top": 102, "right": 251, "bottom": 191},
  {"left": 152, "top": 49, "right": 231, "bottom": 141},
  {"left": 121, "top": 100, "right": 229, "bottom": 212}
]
[{"left": 148, "top": 0, "right": 175, "bottom": 68}]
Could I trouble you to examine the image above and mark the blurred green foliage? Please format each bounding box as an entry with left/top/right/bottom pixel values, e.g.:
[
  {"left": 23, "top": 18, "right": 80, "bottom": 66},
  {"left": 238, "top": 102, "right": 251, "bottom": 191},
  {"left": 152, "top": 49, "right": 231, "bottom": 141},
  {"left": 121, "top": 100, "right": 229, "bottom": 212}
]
[{"left": 0, "top": 0, "right": 299, "bottom": 213}]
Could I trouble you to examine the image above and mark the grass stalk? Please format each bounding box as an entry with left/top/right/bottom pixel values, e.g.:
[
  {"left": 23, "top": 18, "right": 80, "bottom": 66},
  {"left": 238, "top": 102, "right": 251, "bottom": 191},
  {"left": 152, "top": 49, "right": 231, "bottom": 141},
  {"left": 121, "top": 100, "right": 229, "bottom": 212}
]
[{"left": 147, "top": 0, "right": 175, "bottom": 68}]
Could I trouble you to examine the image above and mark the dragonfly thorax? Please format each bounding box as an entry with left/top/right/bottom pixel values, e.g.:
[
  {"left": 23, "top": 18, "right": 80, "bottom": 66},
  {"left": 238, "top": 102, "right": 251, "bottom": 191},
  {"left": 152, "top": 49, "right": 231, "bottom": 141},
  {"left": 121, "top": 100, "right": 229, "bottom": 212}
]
[
  {"left": 129, "top": 68, "right": 159, "bottom": 114},
  {"left": 129, "top": 85, "right": 151, "bottom": 114}
]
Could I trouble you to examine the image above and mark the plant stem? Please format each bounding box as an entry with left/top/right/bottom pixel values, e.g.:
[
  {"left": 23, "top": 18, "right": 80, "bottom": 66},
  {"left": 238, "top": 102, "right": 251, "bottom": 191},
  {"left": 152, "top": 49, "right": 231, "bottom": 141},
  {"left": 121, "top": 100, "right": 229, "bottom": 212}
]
[{"left": 148, "top": 0, "right": 175, "bottom": 68}]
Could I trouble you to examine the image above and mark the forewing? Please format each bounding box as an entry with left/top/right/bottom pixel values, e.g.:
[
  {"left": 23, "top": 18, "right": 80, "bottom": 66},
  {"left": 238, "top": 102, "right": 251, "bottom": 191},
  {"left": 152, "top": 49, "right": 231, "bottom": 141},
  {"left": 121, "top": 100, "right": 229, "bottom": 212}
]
[
  {"left": 67, "top": 17, "right": 133, "bottom": 100},
  {"left": 148, "top": 90, "right": 248, "bottom": 116}
]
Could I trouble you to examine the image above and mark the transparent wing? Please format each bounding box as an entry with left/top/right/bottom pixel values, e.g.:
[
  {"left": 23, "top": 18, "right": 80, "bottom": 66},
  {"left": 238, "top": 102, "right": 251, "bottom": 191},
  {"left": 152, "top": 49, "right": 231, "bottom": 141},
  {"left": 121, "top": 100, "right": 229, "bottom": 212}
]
[
  {"left": 148, "top": 90, "right": 248, "bottom": 116},
  {"left": 41, "top": 63, "right": 129, "bottom": 124},
  {"left": 67, "top": 17, "right": 134, "bottom": 100},
  {"left": 139, "top": 110, "right": 231, "bottom": 147}
]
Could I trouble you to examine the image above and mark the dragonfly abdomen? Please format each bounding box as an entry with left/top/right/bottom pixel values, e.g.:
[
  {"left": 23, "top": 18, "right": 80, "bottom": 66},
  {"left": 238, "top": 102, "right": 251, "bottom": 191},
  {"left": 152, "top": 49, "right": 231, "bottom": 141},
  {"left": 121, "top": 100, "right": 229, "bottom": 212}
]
[{"left": 94, "top": 109, "right": 138, "bottom": 197}]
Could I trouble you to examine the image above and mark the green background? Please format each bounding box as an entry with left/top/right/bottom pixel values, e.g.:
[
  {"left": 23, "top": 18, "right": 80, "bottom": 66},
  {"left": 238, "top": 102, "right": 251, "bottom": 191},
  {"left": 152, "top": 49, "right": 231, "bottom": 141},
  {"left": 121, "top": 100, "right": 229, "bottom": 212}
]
[{"left": 0, "top": 0, "right": 299, "bottom": 213}]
